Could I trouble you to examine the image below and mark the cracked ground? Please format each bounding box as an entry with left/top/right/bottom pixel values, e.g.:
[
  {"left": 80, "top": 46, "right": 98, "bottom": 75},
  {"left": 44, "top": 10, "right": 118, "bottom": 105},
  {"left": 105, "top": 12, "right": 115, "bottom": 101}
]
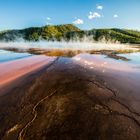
[{"left": 0, "top": 57, "right": 140, "bottom": 140}]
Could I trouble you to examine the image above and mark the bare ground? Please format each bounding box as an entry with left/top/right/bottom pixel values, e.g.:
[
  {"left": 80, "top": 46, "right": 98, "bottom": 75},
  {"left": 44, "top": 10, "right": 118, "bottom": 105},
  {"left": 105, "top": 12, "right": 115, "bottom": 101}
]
[{"left": 0, "top": 57, "right": 140, "bottom": 140}]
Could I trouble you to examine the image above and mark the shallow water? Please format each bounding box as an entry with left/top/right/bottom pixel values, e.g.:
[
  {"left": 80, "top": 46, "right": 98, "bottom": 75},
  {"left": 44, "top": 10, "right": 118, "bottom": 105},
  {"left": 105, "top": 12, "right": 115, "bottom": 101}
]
[
  {"left": 118, "top": 52, "right": 140, "bottom": 66},
  {"left": 1, "top": 49, "right": 140, "bottom": 69},
  {"left": 0, "top": 50, "right": 32, "bottom": 63},
  {"left": 73, "top": 52, "right": 140, "bottom": 71},
  {"left": 73, "top": 52, "right": 140, "bottom": 103}
]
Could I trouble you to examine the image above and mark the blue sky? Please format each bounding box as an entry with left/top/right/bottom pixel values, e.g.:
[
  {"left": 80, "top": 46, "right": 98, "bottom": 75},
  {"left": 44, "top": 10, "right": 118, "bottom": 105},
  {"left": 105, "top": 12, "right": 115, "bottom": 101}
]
[{"left": 0, "top": 0, "right": 140, "bottom": 30}]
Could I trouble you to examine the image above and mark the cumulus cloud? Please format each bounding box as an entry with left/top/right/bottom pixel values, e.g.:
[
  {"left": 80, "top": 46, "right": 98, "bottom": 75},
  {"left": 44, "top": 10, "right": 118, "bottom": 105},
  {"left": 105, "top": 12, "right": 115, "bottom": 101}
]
[
  {"left": 73, "top": 19, "right": 84, "bottom": 25},
  {"left": 88, "top": 12, "right": 101, "bottom": 20},
  {"left": 46, "top": 17, "right": 52, "bottom": 25},
  {"left": 47, "top": 17, "right": 51, "bottom": 21},
  {"left": 113, "top": 14, "right": 118, "bottom": 18},
  {"left": 96, "top": 5, "right": 103, "bottom": 10}
]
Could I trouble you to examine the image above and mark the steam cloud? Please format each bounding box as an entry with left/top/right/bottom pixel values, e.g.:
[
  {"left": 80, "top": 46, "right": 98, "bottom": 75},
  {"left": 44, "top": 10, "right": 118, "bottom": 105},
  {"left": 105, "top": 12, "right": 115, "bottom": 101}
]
[
  {"left": 0, "top": 41, "right": 136, "bottom": 52},
  {"left": 0, "top": 35, "right": 137, "bottom": 51}
]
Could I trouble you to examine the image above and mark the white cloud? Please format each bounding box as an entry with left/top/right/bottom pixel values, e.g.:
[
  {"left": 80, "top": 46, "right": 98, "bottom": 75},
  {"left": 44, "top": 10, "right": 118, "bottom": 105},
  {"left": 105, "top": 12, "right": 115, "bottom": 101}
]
[
  {"left": 47, "top": 17, "right": 51, "bottom": 21},
  {"left": 113, "top": 14, "right": 118, "bottom": 18},
  {"left": 88, "top": 12, "right": 101, "bottom": 20},
  {"left": 73, "top": 19, "right": 84, "bottom": 25},
  {"left": 96, "top": 5, "right": 103, "bottom": 10}
]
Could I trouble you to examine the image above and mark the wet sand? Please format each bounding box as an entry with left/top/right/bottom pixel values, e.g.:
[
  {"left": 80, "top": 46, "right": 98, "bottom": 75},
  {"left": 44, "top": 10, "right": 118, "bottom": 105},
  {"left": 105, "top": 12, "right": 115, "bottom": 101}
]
[{"left": 0, "top": 55, "right": 140, "bottom": 140}]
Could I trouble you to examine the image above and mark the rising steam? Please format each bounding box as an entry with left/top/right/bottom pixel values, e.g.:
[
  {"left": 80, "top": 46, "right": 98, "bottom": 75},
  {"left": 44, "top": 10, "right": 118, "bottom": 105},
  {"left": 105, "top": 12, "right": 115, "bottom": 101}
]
[
  {"left": 0, "top": 35, "right": 138, "bottom": 51},
  {"left": 0, "top": 42, "right": 137, "bottom": 52}
]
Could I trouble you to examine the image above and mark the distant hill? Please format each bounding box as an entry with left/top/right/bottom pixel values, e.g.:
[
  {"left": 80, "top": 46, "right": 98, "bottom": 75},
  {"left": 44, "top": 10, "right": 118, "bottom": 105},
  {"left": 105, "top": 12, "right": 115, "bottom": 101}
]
[
  {"left": 65, "top": 28, "right": 140, "bottom": 44},
  {"left": 0, "top": 24, "right": 80, "bottom": 41},
  {"left": 0, "top": 24, "right": 140, "bottom": 44}
]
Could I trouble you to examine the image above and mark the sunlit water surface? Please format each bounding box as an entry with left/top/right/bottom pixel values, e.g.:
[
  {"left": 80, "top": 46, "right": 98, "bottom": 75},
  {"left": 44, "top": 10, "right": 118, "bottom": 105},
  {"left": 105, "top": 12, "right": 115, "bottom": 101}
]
[
  {"left": 0, "top": 50, "right": 32, "bottom": 63},
  {"left": 73, "top": 52, "right": 140, "bottom": 72},
  {"left": 118, "top": 53, "right": 140, "bottom": 66},
  {"left": 0, "top": 49, "right": 140, "bottom": 71}
]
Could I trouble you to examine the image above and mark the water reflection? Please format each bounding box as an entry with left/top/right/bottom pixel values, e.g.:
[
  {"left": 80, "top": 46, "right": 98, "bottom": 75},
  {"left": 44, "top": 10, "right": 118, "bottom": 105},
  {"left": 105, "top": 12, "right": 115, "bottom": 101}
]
[
  {"left": 73, "top": 53, "right": 140, "bottom": 72},
  {"left": 0, "top": 50, "right": 32, "bottom": 63},
  {"left": 118, "top": 53, "right": 140, "bottom": 65}
]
